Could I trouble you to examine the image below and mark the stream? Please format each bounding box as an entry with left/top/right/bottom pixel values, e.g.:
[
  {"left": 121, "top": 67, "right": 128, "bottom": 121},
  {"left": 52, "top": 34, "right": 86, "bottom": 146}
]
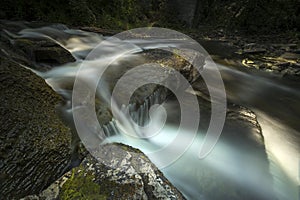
[{"left": 13, "top": 24, "right": 300, "bottom": 200}]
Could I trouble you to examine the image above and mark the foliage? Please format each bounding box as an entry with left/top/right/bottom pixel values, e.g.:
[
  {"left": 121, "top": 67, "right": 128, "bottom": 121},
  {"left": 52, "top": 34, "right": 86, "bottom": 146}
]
[
  {"left": 0, "top": 0, "right": 168, "bottom": 30},
  {"left": 0, "top": 0, "right": 299, "bottom": 33},
  {"left": 192, "top": 0, "right": 300, "bottom": 33}
]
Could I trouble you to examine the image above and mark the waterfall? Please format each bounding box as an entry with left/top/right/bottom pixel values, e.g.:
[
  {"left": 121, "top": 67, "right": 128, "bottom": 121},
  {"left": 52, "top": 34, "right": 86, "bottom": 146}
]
[{"left": 101, "top": 86, "right": 167, "bottom": 137}]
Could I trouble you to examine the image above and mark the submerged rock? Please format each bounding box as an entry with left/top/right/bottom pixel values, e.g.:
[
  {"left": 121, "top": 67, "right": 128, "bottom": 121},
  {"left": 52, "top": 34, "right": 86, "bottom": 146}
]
[
  {"left": 0, "top": 57, "right": 73, "bottom": 199},
  {"left": 15, "top": 38, "right": 76, "bottom": 67},
  {"left": 9, "top": 37, "right": 75, "bottom": 71},
  {"left": 0, "top": 20, "right": 76, "bottom": 71},
  {"left": 23, "top": 143, "right": 186, "bottom": 200}
]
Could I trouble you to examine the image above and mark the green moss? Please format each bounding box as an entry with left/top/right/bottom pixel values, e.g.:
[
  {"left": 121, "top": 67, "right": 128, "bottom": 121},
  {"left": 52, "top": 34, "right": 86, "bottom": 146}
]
[
  {"left": 0, "top": 57, "right": 72, "bottom": 198},
  {"left": 60, "top": 161, "right": 137, "bottom": 199},
  {"left": 117, "top": 143, "right": 141, "bottom": 153},
  {"left": 60, "top": 167, "right": 106, "bottom": 200},
  {"left": 0, "top": 0, "right": 170, "bottom": 30}
]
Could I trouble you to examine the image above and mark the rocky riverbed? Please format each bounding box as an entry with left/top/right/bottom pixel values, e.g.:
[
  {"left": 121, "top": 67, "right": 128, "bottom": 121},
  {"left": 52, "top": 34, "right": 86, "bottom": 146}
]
[
  {"left": 188, "top": 27, "right": 300, "bottom": 78},
  {"left": 0, "top": 20, "right": 287, "bottom": 200},
  {"left": 22, "top": 143, "right": 185, "bottom": 200},
  {"left": 0, "top": 21, "right": 190, "bottom": 199}
]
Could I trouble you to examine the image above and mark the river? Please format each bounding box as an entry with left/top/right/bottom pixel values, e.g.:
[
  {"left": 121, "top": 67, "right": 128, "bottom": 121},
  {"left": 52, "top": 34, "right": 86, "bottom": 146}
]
[{"left": 15, "top": 24, "right": 300, "bottom": 200}]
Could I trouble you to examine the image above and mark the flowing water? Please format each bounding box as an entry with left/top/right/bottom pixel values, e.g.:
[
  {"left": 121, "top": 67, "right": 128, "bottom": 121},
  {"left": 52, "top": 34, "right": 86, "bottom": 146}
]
[
  {"left": 214, "top": 63, "right": 300, "bottom": 200},
  {"left": 6, "top": 24, "right": 300, "bottom": 200}
]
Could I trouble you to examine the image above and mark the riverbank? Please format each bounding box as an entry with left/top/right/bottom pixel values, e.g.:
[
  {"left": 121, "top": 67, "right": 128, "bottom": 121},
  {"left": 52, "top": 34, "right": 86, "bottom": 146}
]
[
  {"left": 74, "top": 24, "right": 300, "bottom": 78},
  {"left": 186, "top": 27, "right": 300, "bottom": 78}
]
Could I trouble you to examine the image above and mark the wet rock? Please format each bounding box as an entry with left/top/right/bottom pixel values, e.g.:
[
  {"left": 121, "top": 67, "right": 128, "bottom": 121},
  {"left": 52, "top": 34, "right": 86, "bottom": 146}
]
[
  {"left": 0, "top": 21, "right": 76, "bottom": 71},
  {"left": 275, "top": 62, "right": 290, "bottom": 68},
  {"left": 239, "top": 43, "right": 267, "bottom": 54},
  {"left": 239, "top": 51, "right": 300, "bottom": 77},
  {"left": 0, "top": 57, "right": 73, "bottom": 199},
  {"left": 187, "top": 26, "right": 299, "bottom": 78},
  {"left": 279, "top": 52, "right": 300, "bottom": 60},
  {"left": 14, "top": 38, "right": 76, "bottom": 69},
  {"left": 272, "top": 43, "right": 297, "bottom": 50},
  {"left": 23, "top": 143, "right": 186, "bottom": 200},
  {"left": 33, "top": 44, "right": 75, "bottom": 65},
  {"left": 143, "top": 49, "right": 203, "bottom": 83},
  {"left": 282, "top": 67, "right": 300, "bottom": 78},
  {"left": 94, "top": 48, "right": 203, "bottom": 126},
  {"left": 270, "top": 65, "right": 281, "bottom": 71},
  {"left": 241, "top": 48, "right": 267, "bottom": 55}
]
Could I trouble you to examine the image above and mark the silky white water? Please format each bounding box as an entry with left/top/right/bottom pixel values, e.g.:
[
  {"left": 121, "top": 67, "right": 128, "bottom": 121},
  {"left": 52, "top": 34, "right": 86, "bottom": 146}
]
[{"left": 10, "top": 24, "right": 299, "bottom": 200}]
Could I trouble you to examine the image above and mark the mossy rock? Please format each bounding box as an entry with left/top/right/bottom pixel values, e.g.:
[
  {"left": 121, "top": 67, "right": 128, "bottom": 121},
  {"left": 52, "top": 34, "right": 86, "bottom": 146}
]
[
  {"left": 0, "top": 57, "right": 72, "bottom": 199},
  {"left": 60, "top": 143, "right": 185, "bottom": 199},
  {"left": 26, "top": 143, "right": 186, "bottom": 200},
  {"left": 60, "top": 168, "right": 106, "bottom": 200},
  {"left": 59, "top": 164, "right": 138, "bottom": 200}
]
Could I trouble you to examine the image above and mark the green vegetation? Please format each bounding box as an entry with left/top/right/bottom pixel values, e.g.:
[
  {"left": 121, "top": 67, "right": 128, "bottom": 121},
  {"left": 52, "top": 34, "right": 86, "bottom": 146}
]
[
  {"left": 0, "top": 56, "right": 72, "bottom": 198},
  {"left": 60, "top": 167, "right": 106, "bottom": 200},
  {"left": 59, "top": 161, "right": 137, "bottom": 200},
  {"left": 0, "top": 0, "right": 299, "bottom": 37},
  {"left": 192, "top": 0, "right": 300, "bottom": 33},
  {"left": 0, "top": 0, "right": 167, "bottom": 30}
]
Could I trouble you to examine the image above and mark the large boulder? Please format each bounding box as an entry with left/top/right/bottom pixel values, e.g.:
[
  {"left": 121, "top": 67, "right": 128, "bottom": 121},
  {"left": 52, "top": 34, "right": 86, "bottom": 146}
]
[
  {"left": 0, "top": 57, "right": 73, "bottom": 199},
  {"left": 22, "top": 143, "right": 186, "bottom": 200}
]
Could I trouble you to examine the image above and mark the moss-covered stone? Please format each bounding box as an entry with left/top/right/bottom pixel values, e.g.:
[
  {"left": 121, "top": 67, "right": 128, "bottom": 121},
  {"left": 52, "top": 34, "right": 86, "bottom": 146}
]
[
  {"left": 60, "top": 164, "right": 138, "bottom": 200},
  {"left": 28, "top": 143, "right": 185, "bottom": 200},
  {"left": 60, "top": 167, "right": 106, "bottom": 200},
  {"left": 0, "top": 57, "right": 72, "bottom": 199}
]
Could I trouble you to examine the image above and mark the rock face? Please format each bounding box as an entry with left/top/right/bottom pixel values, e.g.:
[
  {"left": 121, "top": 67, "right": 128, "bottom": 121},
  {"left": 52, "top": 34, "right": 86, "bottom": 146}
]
[
  {"left": 0, "top": 57, "right": 73, "bottom": 199},
  {"left": 23, "top": 143, "right": 186, "bottom": 200}
]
